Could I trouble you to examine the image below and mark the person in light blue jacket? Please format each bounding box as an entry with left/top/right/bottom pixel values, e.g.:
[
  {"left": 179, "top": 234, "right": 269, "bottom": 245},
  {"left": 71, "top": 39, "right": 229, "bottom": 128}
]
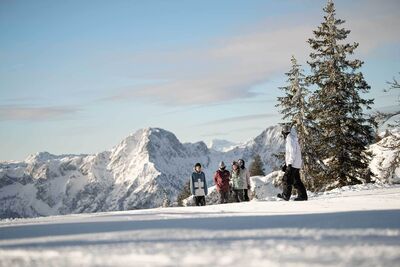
[{"left": 190, "top": 163, "right": 208, "bottom": 206}]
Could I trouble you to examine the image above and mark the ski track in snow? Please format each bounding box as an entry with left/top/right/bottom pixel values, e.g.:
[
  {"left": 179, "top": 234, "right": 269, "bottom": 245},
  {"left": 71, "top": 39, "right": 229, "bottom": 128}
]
[{"left": 0, "top": 186, "right": 400, "bottom": 267}]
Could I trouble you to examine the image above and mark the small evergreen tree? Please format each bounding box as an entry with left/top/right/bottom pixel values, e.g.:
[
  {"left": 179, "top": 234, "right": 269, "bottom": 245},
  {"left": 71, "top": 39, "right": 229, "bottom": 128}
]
[
  {"left": 307, "top": 0, "right": 375, "bottom": 188},
  {"left": 177, "top": 181, "right": 191, "bottom": 206},
  {"left": 162, "top": 193, "right": 171, "bottom": 208},
  {"left": 249, "top": 154, "right": 265, "bottom": 176},
  {"left": 276, "top": 56, "right": 309, "bottom": 128},
  {"left": 276, "top": 56, "right": 325, "bottom": 190}
]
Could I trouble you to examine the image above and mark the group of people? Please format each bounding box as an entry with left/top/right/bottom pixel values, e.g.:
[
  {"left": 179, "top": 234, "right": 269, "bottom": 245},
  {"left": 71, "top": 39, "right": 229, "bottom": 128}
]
[
  {"left": 189, "top": 125, "right": 308, "bottom": 206},
  {"left": 189, "top": 159, "right": 251, "bottom": 206},
  {"left": 214, "top": 159, "right": 252, "bottom": 204}
]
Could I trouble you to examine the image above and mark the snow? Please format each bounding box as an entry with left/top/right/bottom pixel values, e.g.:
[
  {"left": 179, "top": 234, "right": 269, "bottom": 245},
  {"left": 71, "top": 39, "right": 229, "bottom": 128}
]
[
  {"left": 376, "top": 113, "right": 400, "bottom": 137},
  {"left": 208, "top": 139, "right": 240, "bottom": 152},
  {"left": 368, "top": 130, "right": 400, "bottom": 184},
  {"left": 0, "top": 185, "right": 399, "bottom": 267},
  {"left": 0, "top": 126, "right": 285, "bottom": 218},
  {"left": 1, "top": 123, "right": 399, "bottom": 220}
]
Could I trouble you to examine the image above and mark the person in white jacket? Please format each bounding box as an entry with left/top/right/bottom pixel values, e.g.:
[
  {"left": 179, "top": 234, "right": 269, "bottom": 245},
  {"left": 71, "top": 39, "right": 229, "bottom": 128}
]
[
  {"left": 277, "top": 125, "right": 308, "bottom": 201},
  {"left": 238, "top": 159, "right": 251, "bottom": 201}
]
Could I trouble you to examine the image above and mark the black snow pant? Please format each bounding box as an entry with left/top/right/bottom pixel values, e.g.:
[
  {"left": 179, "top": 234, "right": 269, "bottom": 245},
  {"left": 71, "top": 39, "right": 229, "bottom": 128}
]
[
  {"left": 194, "top": 196, "right": 206, "bottom": 206},
  {"left": 243, "top": 189, "right": 250, "bottom": 201},
  {"left": 219, "top": 191, "right": 229, "bottom": 204},
  {"left": 233, "top": 189, "right": 244, "bottom": 202},
  {"left": 282, "top": 167, "right": 308, "bottom": 200}
]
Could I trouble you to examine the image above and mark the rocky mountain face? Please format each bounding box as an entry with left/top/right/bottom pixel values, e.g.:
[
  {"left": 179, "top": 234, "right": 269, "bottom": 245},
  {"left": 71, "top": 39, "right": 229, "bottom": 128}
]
[{"left": 0, "top": 126, "right": 285, "bottom": 219}]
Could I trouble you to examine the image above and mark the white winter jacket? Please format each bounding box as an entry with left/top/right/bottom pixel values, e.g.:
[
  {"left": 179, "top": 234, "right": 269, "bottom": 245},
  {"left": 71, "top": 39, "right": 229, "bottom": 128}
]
[{"left": 285, "top": 127, "right": 302, "bottom": 169}]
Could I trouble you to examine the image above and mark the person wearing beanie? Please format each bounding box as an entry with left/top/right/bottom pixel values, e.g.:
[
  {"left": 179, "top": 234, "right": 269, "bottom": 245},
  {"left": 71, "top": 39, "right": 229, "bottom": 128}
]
[
  {"left": 213, "top": 161, "right": 231, "bottom": 204},
  {"left": 277, "top": 125, "right": 308, "bottom": 201},
  {"left": 238, "top": 159, "right": 251, "bottom": 201},
  {"left": 190, "top": 163, "right": 208, "bottom": 206},
  {"left": 230, "top": 161, "right": 245, "bottom": 202}
]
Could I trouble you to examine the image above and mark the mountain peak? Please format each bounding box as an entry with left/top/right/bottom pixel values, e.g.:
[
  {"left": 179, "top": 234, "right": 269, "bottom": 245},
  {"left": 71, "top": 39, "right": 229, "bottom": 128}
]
[
  {"left": 208, "top": 139, "right": 240, "bottom": 152},
  {"left": 1, "top": 124, "right": 288, "bottom": 218},
  {"left": 25, "top": 151, "right": 84, "bottom": 164}
]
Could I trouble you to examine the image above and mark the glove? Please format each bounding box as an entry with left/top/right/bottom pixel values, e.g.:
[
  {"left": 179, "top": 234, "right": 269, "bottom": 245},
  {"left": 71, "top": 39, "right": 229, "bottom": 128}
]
[
  {"left": 281, "top": 163, "right": 287, "bottom": 172},
  {"left": 286, "top": 164, "right": 292, "bottom": 172}
]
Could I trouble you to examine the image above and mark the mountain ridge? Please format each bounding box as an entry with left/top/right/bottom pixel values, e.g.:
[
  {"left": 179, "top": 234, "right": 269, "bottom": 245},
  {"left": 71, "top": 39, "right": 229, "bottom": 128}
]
[{"left": 0, "top": 125, "right": 285, "bottom": 218}]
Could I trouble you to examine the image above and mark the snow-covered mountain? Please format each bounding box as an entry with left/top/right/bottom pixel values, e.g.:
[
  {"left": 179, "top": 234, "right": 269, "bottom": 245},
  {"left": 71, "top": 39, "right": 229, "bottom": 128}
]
[
  {"left": 208, "top": 139, "right": 240, "bottom": 152},
  {"left": 0, "top": 126, "right": 285, "bottom": 219},
  {"left": 369, "top": 129, "right": 400, "bottom": 184},
  {"left": 369, "top": 112, "right": 400, "bottom": 184}
]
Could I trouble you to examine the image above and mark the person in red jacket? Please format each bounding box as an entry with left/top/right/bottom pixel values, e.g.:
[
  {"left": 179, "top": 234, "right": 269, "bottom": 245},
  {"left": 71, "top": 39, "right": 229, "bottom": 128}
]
[{"left": 214, "top": 161, "right": 231, "bottom": 204}]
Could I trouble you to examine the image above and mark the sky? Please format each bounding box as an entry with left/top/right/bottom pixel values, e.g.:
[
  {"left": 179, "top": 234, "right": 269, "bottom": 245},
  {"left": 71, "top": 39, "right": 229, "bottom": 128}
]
[{"left": 0, "top": 0, "right": 399, "bottom": 161}]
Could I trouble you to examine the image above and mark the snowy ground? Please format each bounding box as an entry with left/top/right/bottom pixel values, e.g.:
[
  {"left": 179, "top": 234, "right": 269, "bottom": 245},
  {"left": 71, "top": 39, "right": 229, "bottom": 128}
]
[{"left": 1, "top": 185, "right": 400, "bottom": 267}]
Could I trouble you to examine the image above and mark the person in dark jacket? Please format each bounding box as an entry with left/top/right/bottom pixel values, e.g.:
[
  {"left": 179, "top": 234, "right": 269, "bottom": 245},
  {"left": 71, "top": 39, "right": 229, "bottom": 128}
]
[
  {"left": 277, "top": 125, "right": 308, "bottom": 201},
  {"left": 190, "top": 163, "right": 208, "bottom": 206},
  {"left": 214, "top": 161, "right": 231, "bottom": 204}
]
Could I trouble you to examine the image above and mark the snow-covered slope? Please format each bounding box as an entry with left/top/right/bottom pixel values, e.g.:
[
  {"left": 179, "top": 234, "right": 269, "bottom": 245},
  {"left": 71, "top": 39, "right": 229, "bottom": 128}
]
[
  {"left": 369, "top": 130, "right": 400, "bottom": 184},
  {"left": 0, "top": 126, "right": 284, "bottom": 219},
  {"left": 0, "top": 185, "right": 399, "bottom": 267},
  {"left": 368, "top": 112, "right": 400, "bottom": 183}
]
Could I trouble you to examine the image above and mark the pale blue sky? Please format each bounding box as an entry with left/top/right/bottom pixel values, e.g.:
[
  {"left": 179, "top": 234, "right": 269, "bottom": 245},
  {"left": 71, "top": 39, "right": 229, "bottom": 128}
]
[{"left": 1, "top": 0, "right": 399, "bottom": 161}]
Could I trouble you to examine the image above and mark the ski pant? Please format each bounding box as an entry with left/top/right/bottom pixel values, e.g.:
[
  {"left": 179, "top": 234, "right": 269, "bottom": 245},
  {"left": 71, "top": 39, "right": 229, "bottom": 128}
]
[
  {"left": 233, "top": 189, "right": 244, "bottom": 202},
  {"left": 219, "top": 191, "right": 229, "bottom": 204},
  {"left": 282, "top": 167, "right": 308, "bottom": 200},
  {"left": 244, "top": 189, "right": 250, "bottom": 201},
  {"left": 194, "top": 196, "right": 206, "bottom": 206}
]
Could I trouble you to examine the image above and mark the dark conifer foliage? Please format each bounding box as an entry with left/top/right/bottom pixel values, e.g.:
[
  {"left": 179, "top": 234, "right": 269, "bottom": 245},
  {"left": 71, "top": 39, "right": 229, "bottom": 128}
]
[{"left": 306, "top": 0, "right": 375, "bottom": 188}]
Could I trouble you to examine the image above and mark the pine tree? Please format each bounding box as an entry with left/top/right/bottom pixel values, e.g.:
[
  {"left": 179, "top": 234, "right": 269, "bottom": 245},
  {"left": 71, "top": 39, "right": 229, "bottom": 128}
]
[
  {"left": 177, "top": 181, "right": 191, "bottom": 206},
  {"left": 162, "top": 192, "right": 171, "bottom": 207},
  {"left": 306, "top": 0, "right": 375, "bottom": 188},
  {"left": 249, "top": 154, "right": 265, "bottom": 176},
  {"left": 276, "top": 56, "right": 325, "bottom": 190},
  {"left": 276, "top": 56, "right": 309, "bottom": 131}
]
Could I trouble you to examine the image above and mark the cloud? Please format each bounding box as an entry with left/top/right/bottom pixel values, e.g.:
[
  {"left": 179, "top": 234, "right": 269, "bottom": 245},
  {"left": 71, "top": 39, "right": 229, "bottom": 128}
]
[
  {"left": 0, "top": 105, "right": 80, "bottom": 121},
  {"left": 104, "top": 0, "right": 400, "bottom": 106},
  {"left": 198, "top": 113, "right": 277, "bottom": 127},
  {"left": 201, "top": 126, "right": 266, "bottom": 138},
  {"left": 105, "top": 23, "right": 312, "bottom": 105}
]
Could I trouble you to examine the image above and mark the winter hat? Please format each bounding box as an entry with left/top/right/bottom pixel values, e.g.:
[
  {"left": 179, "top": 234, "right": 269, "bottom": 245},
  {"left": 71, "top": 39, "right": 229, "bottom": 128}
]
[
  {"left": 194, "top": 163, "right": 202, "bottom": 168},
  {"left": 238, "top": 159, "right": 245, "bottom": 168},
  {"left": 219, "top": 161, "right": 226, "bottom": 169},
  {"left": 281, "top": 124, "right": 291, "bottom": 135}
]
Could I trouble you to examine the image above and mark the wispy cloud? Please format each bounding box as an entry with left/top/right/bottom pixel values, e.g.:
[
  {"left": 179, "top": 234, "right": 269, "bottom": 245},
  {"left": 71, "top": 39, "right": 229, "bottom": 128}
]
[
  {"left": 103, "top": 1, "right": 400, "bottom": 106},
  {"left": 0, "top": 105, "right": 80, "bottom": 121},
  {"left": 201, "top": 126, "right": 266, "bottom": 138},
  {"left": 198, "top": 113, "right": 277, "bottom": 127}
]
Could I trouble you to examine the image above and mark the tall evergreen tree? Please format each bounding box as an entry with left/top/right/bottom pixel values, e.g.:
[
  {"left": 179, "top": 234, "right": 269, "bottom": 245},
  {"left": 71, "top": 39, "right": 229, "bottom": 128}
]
[
  {"left": 249, "top": 154, "right": 265, "bottom": 177},
  {"left": 307, "top": 0, "right": 375, "bottom": 188}
]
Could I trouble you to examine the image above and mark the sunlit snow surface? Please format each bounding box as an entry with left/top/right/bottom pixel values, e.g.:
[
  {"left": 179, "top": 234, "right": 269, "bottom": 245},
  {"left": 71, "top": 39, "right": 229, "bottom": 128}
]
[{"left": 1, "top": 184, "right": 399, "bottom": 267}]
